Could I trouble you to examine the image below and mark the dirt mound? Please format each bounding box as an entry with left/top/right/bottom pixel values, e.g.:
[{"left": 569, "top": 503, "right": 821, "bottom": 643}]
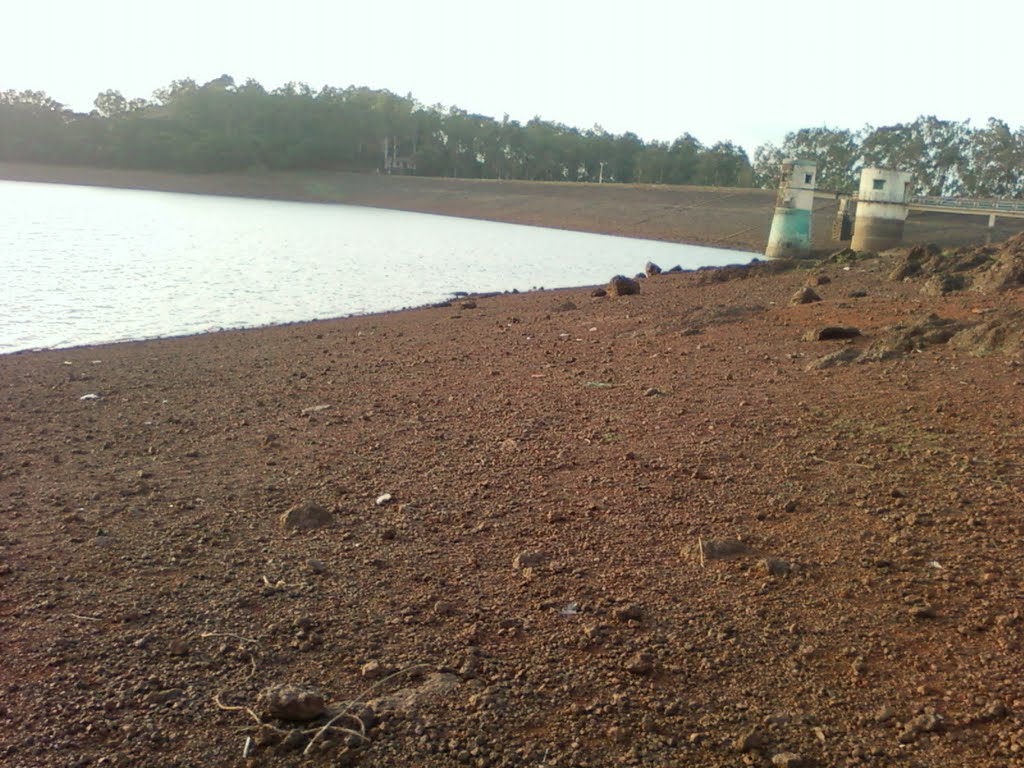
[
  {"left": 888, "top": 232, "right": 1024, "bottom": 293},
  {"left": 810, "top": 314, "right": 967, "bottom": 369},
  {"left": 972, "top": 233, "right": 1024, "bottom": 292},
  {"left": 950, "top": 309, "right": 1024, "bottom": 358}
]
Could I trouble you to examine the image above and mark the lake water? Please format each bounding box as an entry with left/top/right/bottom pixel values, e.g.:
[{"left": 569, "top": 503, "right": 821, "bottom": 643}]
[{"left": 0, "top": 180, "right": 753, "bottom": 354}]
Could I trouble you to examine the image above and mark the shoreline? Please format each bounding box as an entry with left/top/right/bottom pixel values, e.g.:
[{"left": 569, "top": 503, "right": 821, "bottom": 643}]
[{"left": 4, "top": 162, "right": 1019, "bottom": 256}]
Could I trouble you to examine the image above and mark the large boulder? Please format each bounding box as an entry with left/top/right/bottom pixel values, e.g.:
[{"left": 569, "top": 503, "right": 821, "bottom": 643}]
[{"left": 607, "top": 275, "right": 640, "bottom": 296}]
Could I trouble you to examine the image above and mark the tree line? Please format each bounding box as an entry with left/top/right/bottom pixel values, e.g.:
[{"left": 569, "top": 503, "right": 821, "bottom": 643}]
[
  {"left": 1, "top": 77, "right": 1022, "bottom": 198},
  {"left": 754, "top": 118, "right": 1024, "bottom": 198},
  {"left": 0, "top": 76, "right": 751, "bottom": 187}
]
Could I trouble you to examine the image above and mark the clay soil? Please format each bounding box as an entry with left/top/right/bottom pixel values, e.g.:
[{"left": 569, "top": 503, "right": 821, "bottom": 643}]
[
  {"left": 2, "top": 245, "right": 1024, "bottom": 768},
  {"left": 2, "top": 162, "right": 1019, "bottom": 253}
]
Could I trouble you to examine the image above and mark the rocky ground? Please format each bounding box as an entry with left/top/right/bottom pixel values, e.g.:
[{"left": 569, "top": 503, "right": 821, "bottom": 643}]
[{"left": 1, "top": 237, "right": 1023, "bottom": 768}]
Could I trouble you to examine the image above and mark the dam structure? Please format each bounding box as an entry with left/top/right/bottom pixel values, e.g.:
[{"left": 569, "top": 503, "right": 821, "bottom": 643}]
[
  {"left": 851, "top": 167, "right": 913, "bottom": 251},
  {"left": 765, "top": 159, "right": 816, "bottom": 259}
]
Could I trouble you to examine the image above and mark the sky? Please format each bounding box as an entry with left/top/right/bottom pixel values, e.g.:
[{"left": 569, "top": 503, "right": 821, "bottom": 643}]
[{"left": 3, "top": 0, "right": 1022, "bottom": 155}]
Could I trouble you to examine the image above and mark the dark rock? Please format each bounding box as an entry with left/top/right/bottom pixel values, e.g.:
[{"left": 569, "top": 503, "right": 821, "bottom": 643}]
[
  {"left": 847, "top": 290, "right": 868, "bottom": 298},
  {"left": 645, "top": 261, "right": 662, "bottom": 277},
  {"left": 258, "top": 684, "right": 326, "bottom": 721},
  {"left": 975, "top": 701, "right": 1008, "bottom": 722},
  {"left": 613, "top": 604, "right": 644, "bottom": 622},
  {"left": 513, "top": 551, "right": 545, "bottom": 569},
  {"left": 460, "top": 301, "right": 478, "bottom": 310},
  {"left": 608, "top": 275, "right": 641, "bottom": 297},
  {"left": 760, "top": 558, "right": 791, "bottom": 577},
  {"left": 554, "top": 301, "right": 578, "bottom": 312},
  {"left": 280, "top": 502, "right": 333, "bottom": 531},
  {"left": 667, "top": 265, "right": 684, "bottom": 273},
  {"left": 803, "top": 326, "right": 862, "bottom": 341},
  {"left": 812, "top": 274, "right": 831, "bottom": 285},
  {"left": 591, "top": 288, "right": 608, "bottom": 298},
  {"left": 790, "top": 286, "right": 821, "bottom": 305}
]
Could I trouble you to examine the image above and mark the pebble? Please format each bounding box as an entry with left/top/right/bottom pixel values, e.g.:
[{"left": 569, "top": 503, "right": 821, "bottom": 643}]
[
  {"left": 624, "top": 652, "right": 654, "bottom": 676},
  {"left": 168, "top": 638, "right": 190, "bottom": 656},
  {"left": 772, "top": 753, "right": 804, "bottom": 768},
  {"left": 144, "top": 688, "right": 185, "bottom": 706},
  {"left": 735, "top": 727, "right": 769, "bottom": 752},
  {"left": 614, "top": 604, "right": 644, "bottom": 622},
  {"left": 760, "top": 557, "right": 791, "bottom": 577},
  {"left": 513, "top": 551, "right": 545, "bottom": 569}
]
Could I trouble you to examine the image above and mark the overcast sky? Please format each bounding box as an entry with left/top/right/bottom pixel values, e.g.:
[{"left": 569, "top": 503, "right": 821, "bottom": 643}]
[{"left": 4, "top": 0, "right": 1021, "bottom": 155}]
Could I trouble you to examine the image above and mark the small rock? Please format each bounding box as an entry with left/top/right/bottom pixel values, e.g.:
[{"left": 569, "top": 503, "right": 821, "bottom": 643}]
[
  {"left": 790, "top": 286, "right": 822, "bottom": 305},
  {"left": 591, "top": 288, "right": 608, "bottom": 298},
  {"left": 613, "top": 604, "right": 644, "bottom": 622},
  {"left": 975, "top": 701, "right": 1007, "bottom": 722},
  {"left": 735, "top": 727, "right": 769, "bottom": 752},
  {"left": 554, "top": 301, "right": 578, "bottom": 312},
  {"left": 607, "top": 275, "right": 640, "bottom": 297},
  {"left": 848, "top": 290, "right": 868, "bottom": 298},
  {"left": 875, "top": 704, "right": 895, "bottom": 723},
  {"left": 307, "top": 558, "right": 327, "bottom": 574},
  {"left": 911, "top": 605, "right": 937, "bottom": 620},
  {"left": 624, "top": 652, "right": 654, "bottom": 676},
  {"left": 258, "top": 684, "right": 326, "bottom": 721},
  {"left": 812, "top": 274, "right": 831, "bottom": 285},
  {"left": 460, "top": 301, "right": 478, "bottom": 310},
  {"left": 697, "top": 538, "right": 753, "bottom": 560},
  {"left": 280, "top": 502, "right": 333, "bottom": 531},
  {"left": 168, "top": 638, "right": 190, "bottom": 657},
  {"left": 760, "top": 558, "right": 791, "bottom": 577},
  {"left": 513, "top": 551, "right": 545, "bottom": 570},
  {"left": 145, "top": 688, "right": 186, "bottom": 706},
  {"left": 375, "top": 493, "right": 393, "bottom": 506},
  {"left": 645, "top": 261, "right": 662, "bottom": 277},
  {"left": 643, "top": 387, "right": 663, "bottom": 397},
  {"left": 898, "top": 713, "right": 944, "bottom": 744},
  {"left": 434, "top": 600, "right": 456, "bottom": 616},
  {"left": 772, "top": 753, "right": 804, "bottom": 768},
  {"left": 361, "top": 660, "right": 393, "bottom": 680}
]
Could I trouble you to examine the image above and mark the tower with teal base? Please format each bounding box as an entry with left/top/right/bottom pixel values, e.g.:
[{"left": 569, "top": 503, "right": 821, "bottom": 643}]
[{"left": 765, "top": 159, "right": 816, "bottom": 259}]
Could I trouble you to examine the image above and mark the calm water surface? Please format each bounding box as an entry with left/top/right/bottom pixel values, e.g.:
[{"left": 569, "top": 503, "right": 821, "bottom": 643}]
[{"left": 0, "top": 180, "right": 753, "bottom": 353}]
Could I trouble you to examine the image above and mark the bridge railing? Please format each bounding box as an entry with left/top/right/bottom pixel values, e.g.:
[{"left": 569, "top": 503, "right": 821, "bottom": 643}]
[{"left": 908, "top": 195, "right": 1024, "bottom": 213}]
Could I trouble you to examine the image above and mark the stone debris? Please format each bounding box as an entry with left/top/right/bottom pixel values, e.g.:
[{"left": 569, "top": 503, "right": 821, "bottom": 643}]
[
  {"left": 513, "top": 551, "right": 545, "bottom": 569},
  {"left": 697, "top": 538, "right": 754, "bottom": 560},
  {"left": 790, "top": 286, "right": 821, "bottom": 305},
  {"left": 257, "top": 684, "right": 326, "bottom": 722},
  {"left": 280, "top": 501, "right": 333, "bottom": 531},
  {"left": 771, "top": 753, "right": 805, "bottom": 768}
]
